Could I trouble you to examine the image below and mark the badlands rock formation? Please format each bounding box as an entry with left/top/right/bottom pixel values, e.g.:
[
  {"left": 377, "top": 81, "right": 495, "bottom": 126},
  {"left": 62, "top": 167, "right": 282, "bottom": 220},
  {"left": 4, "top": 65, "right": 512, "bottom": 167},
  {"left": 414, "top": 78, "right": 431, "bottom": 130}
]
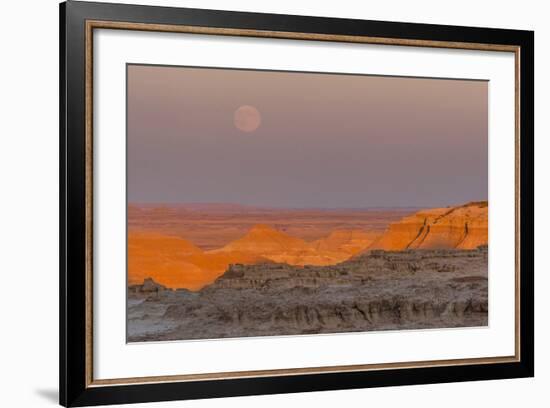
[
  {"left": 128, "top": 232, "right": 205, "bottom": 289},
  {"left": 129, "top": 226, "right": 377, "bottom": 290},
  {"left": 213, "top": 224, "right": 319, "bottom": 264},
  {"left": 128, "top": 231, "right": 265, "bottom": 290},
  {"left": 369, "top": 201, "right": 488, "bottom": 251},
  {"left": 127, "top": 201, "right": 488, "bottom": 291},
  {"left": 127, "top": 247, "right": 488, "bottom": 341},
  {"left": 213, "top": 224, "right": 375, "bottom": 266},
  {"left": 312, "top": 230, "right": 379, "bottom": 261}
]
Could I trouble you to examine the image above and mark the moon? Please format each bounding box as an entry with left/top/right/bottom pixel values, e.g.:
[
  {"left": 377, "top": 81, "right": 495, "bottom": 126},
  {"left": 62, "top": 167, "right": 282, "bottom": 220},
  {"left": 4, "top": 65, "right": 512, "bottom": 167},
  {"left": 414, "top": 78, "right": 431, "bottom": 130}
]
[{"left": 234, "top": 105, "right": 261, "bottom": 133}]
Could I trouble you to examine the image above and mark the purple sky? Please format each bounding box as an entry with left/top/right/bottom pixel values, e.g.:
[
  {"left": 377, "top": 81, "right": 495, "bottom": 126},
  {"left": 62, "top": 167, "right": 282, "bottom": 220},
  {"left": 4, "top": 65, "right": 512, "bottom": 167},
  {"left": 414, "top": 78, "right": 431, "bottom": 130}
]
[{"left": 127, "top": 64, "right": 488, "bottom": 208}]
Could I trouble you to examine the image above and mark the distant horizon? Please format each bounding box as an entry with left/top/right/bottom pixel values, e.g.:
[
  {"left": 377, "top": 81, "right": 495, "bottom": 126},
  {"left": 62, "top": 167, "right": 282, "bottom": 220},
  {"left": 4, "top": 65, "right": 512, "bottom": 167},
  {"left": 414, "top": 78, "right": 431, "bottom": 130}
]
[{"left": 128, "top": 199, "right": 487, "bottom": 211}]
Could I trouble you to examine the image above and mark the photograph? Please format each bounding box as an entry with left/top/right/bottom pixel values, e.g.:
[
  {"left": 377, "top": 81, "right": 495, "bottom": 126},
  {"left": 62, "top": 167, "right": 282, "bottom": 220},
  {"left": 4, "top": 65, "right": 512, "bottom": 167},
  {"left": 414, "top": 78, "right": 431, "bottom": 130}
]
[{"left": 126, "top": 64, "right": 489, "bottom": 342}]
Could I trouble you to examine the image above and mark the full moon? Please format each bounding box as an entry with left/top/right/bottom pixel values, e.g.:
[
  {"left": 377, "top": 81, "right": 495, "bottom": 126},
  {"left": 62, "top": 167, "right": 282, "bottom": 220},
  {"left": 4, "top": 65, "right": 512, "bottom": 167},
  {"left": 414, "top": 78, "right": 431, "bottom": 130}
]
[{"left": 234, "top": 105, "right": 261, "bottom": 133}]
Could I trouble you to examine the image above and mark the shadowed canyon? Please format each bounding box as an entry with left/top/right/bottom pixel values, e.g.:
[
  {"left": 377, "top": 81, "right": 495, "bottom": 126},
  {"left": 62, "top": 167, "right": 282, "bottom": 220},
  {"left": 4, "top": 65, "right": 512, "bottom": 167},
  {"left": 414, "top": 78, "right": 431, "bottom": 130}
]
[{"left": 127, "top": 201, "right": 489, "bottom": 341}]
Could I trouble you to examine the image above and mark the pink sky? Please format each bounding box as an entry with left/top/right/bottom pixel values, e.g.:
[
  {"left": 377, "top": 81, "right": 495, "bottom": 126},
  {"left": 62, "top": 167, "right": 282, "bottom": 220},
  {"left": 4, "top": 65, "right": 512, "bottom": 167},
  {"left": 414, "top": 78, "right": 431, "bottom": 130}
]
[{"left": 127, "top": 64, "right": 488, "bottom": 208}]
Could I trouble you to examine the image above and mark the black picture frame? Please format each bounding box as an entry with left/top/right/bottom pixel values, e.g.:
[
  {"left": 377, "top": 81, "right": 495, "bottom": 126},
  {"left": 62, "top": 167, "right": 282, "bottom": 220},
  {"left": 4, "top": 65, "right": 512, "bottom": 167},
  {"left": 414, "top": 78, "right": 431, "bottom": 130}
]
[{"left": 60, "top": 1, "right": 534, "bottom": 406}]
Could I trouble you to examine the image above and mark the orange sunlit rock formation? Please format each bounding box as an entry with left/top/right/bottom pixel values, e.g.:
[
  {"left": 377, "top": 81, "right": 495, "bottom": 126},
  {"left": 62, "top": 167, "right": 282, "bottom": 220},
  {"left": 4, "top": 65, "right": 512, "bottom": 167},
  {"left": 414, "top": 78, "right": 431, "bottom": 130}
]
[
  {"left": 128, "top": 232, "right": 205, "bottom": 289},
  {"left": 128, "top": 231, "right": 269, "bottom": 290},
  {"left": 369, "top": 201, "right": 488, "bottom": 251},
  {"left": 128, "top": 225, "right": 377, "bottom": 290},
  {"left": 212, "top": 224, "right": 342, "bottom": 265},
  {"left": 312, "top": 230, "right": 379, "bottom": 259},
  {"left": 128, "top": 202, "right": 488, "bottom": 290}
]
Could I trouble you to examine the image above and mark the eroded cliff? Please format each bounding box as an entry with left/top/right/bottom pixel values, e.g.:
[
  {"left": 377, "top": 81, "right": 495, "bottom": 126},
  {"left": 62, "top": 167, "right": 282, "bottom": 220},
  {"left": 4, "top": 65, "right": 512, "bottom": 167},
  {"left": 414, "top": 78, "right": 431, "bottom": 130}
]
[{"left": 369, "top": 201, "right": 488, "bottom": 251}]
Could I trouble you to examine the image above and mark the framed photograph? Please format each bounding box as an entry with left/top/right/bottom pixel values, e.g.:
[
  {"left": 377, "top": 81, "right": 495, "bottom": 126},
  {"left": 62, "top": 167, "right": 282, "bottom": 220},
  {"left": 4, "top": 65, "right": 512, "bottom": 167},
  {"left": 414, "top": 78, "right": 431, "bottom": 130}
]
[{"left": 60, "top": 1, "right": 534, "bottom": 406}]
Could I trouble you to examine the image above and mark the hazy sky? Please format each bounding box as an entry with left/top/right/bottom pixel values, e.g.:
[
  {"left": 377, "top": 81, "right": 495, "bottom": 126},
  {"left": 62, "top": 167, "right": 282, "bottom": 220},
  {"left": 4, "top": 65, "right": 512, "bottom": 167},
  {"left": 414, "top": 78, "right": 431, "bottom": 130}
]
[{"left": 127, "top": 64, "right": 488, "bottom": 208}]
